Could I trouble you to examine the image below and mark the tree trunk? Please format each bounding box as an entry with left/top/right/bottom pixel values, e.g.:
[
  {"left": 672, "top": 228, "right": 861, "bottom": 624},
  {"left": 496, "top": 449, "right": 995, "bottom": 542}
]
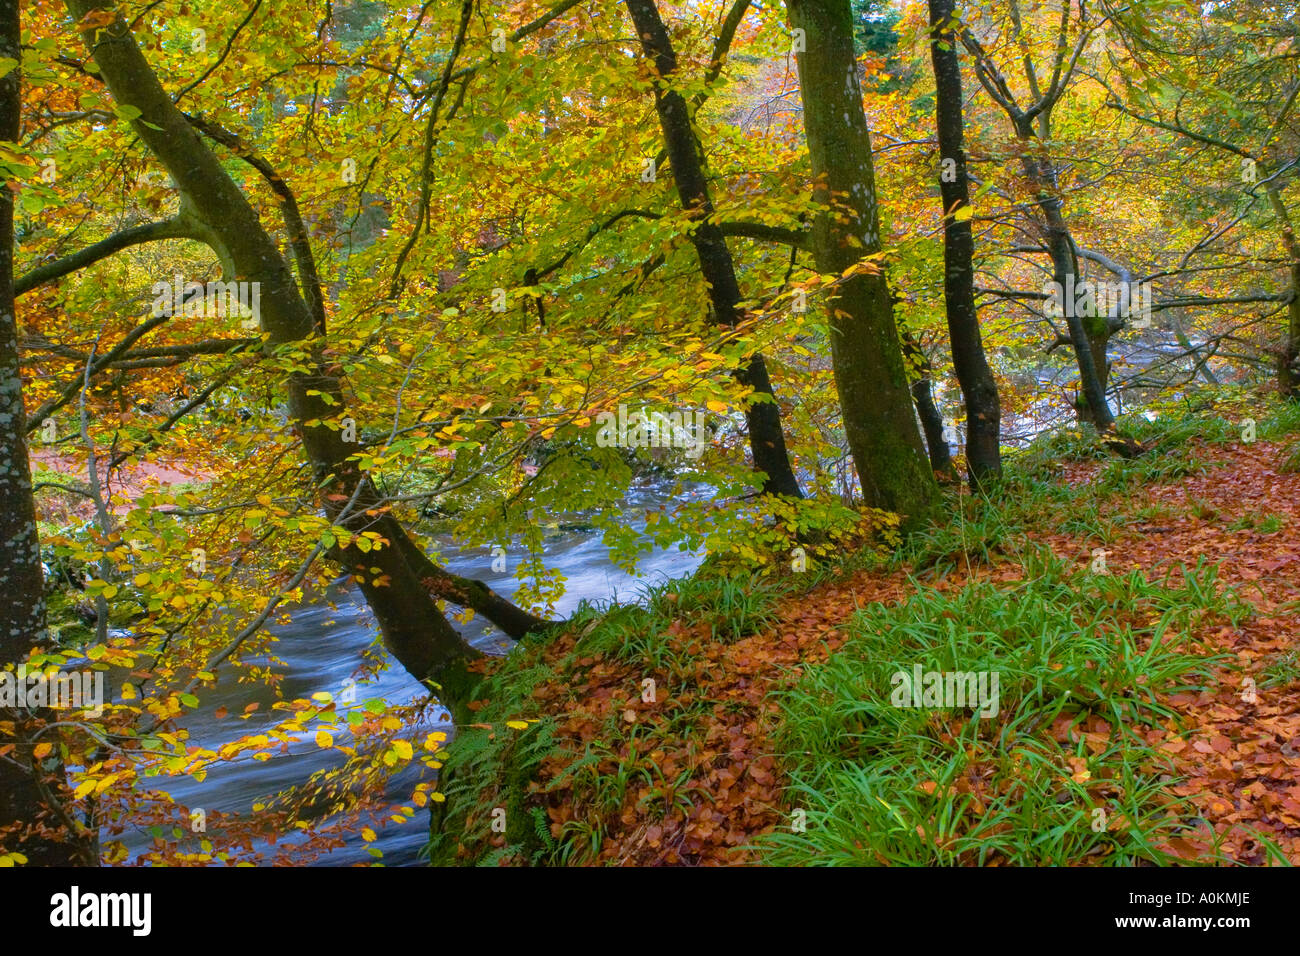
[
  {"left": 0, "top": 0, "right": 93, "bottom": 865},
  {"left": 624, "top": 0, "right": 803, "bottom": 499},
  {"left": 784, "top": 0, "right": 938, "bottom": 525},
  {"left": 926, "top": 0, "right": 1002, "bottom": 488},
  {"left": 63, "top": 1, "right": 545, "bottom": 712},
  {"left": 911, "top": 375, "right": 957, "bottom": 483},
  {"left": 1282, "top": 260, "right": 1300, "bottom": 399},
  {"left": 1036, "top": 186, "right": 1114, "bottom": 431},
  {"left": 898, "top": 325, "right": 957, "bottom": 481},
  {"left": 1266, "top": 186, "right": 1300, "bottom": 399}
]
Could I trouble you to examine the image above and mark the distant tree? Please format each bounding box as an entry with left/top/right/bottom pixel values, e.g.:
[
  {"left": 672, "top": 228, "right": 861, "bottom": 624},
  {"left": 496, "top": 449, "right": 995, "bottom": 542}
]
[{"left": 852, "top": 0, "right": 901, "bottom": 56}]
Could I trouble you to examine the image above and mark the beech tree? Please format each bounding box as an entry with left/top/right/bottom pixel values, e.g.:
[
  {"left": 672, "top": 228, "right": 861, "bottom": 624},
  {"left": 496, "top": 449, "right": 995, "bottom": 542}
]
[
  {"left": 624, "top": 0, "right": 803, "bottom": 498},
  {"left": 926, "top": 0, "right": 1001, "bottom": 487},
  {"left": 60, "top": 0, "right": 548, "bottom": 713},
  {"left": 785, "top": 0, "right": 939, "bottom": 523},
  {"left": 1102, "top": 2, "right": 1300, "bottom": 400},
  {"left": 957, "top": 1, "right": 1119, "bottom": 432}
]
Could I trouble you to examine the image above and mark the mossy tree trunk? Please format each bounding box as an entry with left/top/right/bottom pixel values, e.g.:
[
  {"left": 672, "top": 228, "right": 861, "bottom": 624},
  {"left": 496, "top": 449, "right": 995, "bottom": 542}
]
[
  {"left": 785, "top": 0, "right": 939, "bottom": 526},
  {"left": 1266, "top": 187, "right": 1300, "bottom": 400},
  {"left": 0, "top": 0, "right": 94, "bottom": 865}
]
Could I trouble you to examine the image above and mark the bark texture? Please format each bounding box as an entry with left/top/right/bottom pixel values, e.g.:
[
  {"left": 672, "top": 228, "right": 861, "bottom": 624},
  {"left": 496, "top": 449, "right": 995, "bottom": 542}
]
[
  {"left": 625, "top": 0, "right": 803, "bottom": 498},
  {"left": 927, "top": 0, "right": 1002, "bottom": 487},
  {"left": 785, "top": 0, "right": 938, "bottom": 523},
  {"left": 0, "top": 0, "right": 95, "bottom": 865}
]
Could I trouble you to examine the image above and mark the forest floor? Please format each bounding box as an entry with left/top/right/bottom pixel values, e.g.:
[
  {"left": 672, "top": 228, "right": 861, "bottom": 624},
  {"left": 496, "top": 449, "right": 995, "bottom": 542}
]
[
  {"left": 433, "top": 404, "right": 1300, "bottom": 867},
  {"left": 31, "top": 448, "right": 210, "bottom": 520}
]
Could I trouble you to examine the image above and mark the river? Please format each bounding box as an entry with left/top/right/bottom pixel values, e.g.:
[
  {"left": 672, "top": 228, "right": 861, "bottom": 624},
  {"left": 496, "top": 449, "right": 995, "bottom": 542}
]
[
  {"left": 117, "top": 333, "right": 1230, "bottom": 864},
  {"left": 119, "top": 482, "right": 708, "bottom": 865}
]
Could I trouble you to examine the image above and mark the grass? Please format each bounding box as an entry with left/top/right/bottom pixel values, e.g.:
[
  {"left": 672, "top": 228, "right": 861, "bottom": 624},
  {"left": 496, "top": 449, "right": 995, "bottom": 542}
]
[
  {"left": 752, "top": 551, "right": 1252, "bottom": 865},
  {"left": 426, "top": 393, "right": 1300, "bottom": 867},
  {"left": 751, "top": 395, "right": 1300, "bottom": 866},
  {"left": 1261, "top": 649, "right": 1300, "bottom": 690},
  {"left": 424, "top": 567, "right": 804, "bottom": 865},
  {"left": 1226, "top": 512, "right": 1285, "bottom": 534}
]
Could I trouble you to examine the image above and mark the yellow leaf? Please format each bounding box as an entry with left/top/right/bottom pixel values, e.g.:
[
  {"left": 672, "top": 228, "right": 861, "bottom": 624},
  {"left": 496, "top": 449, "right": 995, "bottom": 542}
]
[
  {"left": 705, "top": 400, "right": 728, "bottom": 414},
  {"left": 32, "top": 743, "right": 52, "bottom": 760},
  {"left": 361, "top": 827, "right": 377, "bottom": 842},
  {"left": 506, "top": 720, "right": 529, "bottom": 730},
  {"left": 315, "top": 731, "right": 334, "bottom": 749},
  {"left": 73, "top": 779, "right": 97, "bottom": 800},
  {"left": 392, "top": 739, "right": 413, "bottom": 760}
]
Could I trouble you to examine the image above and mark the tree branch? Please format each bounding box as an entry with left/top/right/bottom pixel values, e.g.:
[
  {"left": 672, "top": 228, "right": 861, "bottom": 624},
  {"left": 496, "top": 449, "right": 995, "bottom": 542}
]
[
  {"left": 16, "top": 217, "right": 194, "bottom": 295},
  {"left": 184, "top": 113, "right": 327, "bottom": 333}
]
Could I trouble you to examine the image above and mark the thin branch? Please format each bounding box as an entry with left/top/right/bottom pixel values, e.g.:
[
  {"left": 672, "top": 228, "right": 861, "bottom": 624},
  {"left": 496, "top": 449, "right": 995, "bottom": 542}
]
[
  {"left": 172, "top": 0, "right": 265, "bottom": 106},
  {"left": 389, "top": 0, "right": 475, "bottom": 296}
]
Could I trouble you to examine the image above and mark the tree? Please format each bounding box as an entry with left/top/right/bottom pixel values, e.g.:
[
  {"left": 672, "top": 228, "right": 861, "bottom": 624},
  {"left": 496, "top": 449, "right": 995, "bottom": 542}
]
[
  {"left": 59, "top": 0, "right": 547, "bottom": 716},
  {"left": 926, "top": 0, "right": 1001, "bottom": 487},
  {"left": 623, "top": 0, "right": 803, "bottom": 498},
  {"left": 785, "top": 0, "right": 939, "bottom": 524},
  {"left": 0, "top": 0, "right": 92, "bottom": 866},
  {"left": 1103, "top": 1, "right": 1300, "bottom": 399},
  {"left": 957, "top": 1, "right": 1118, "bottom": 433}
]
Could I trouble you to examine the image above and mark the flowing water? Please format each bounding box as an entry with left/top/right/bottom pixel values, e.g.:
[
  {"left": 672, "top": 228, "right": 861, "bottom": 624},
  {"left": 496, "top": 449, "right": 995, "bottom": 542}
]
[
  {"left": 119, "top": 483, "right": 708, "bottom": 865},
  {"left": 116, "top": 334, "right": 1228, "bottom": 864}
]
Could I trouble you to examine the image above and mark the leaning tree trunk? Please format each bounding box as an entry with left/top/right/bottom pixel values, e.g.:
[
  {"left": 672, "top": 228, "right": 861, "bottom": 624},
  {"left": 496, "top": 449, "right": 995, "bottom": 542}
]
[
  {"left": 624, "top": 0, "right": 803, "bottom": 499},
  {"left": 784, "top": 0, "right": 938, "bottom": 525},
  {"left": 64, "top": 1, "right": 547, "bottom": 715},
  {"left": 926, "top": 0, "right": 1002, "bottom": 488},
  {"left": 0, "top": 0, "right": 93, "bottom": 865}
]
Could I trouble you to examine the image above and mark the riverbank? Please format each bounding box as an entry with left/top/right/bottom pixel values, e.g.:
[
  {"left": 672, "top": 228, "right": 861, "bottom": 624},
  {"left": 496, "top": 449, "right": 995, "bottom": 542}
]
[{"left": 429, "top": 396, "right": 1300, "bottom": 866}]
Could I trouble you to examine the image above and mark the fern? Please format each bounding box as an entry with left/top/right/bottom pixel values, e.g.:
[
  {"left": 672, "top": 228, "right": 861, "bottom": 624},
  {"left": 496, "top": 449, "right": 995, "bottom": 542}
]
[
  {"left": 529, "top": 806, "right": 558, "bottom": 863},
  {"left": 478, "top": 845, "right": 523, "bottom": 867}
]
